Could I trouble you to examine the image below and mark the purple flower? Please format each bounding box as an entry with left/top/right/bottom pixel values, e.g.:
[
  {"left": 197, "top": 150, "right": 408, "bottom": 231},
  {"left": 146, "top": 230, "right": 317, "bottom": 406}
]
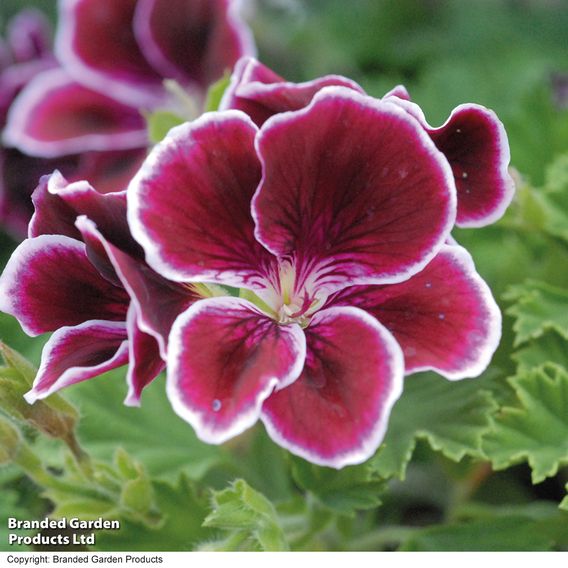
[
  {"left": 221, "top": 57, "right": 515, "bottom": 229},
  {"left": 0, "top": 11, "right": 146, "bottom": 238},
  {"left": 1, "top": 1, "right": 255, "bottom": 238},
  {"left": 128, "top": 87, "right": 502, "bottom": 468},
  {"left": 56, "top": 0, "right": 255, "bottom": 109},
  {"left": 0, "top": 171, "right": 197, "bottom": 405}
]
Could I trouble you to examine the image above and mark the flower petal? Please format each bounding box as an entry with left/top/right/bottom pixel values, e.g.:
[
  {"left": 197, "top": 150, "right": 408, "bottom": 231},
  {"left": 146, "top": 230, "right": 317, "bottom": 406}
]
[
  {"left": 124, "top": 304, "right": 165, "bottom": 406},
  {"left": 3, "top": 68, "right": 148, "bottom": 157},
  {"left": 167, "top": 297, "right": 306, "bottom": 444},
  {"left": 56, "top": 0, "right": 166, "bottom": 108},
  {"left": 133, "top": 0, "right": 255, "bottom": 90},
  {"left": 427, "top": 104, "right": 515, "bottom": 227},
  {"left": 6, "top": 9, "right": 52, "bottom": 63},
  {"left": 24, "top": 320, "right": 128, "bottom": 403},
  {"left": 221, "top": 56, "right": 364, "bottom": 126},
  {"left": 253, "top": 87, "right": 456, "bottom": 294},
  {"left": 129, "top": 111, "right": 276, "bottom": 289},
  {"left": 330, "top": 245, "right": 501, "bottom": 379},
  {"left": 0, "top": 235, "right": 129, "bottom": 335},
  {"left": 261, "top": 306, "right": 403, "bottom": 468},
  {"left": 76, "top": 215, "right": 195, "bottom": 358}
]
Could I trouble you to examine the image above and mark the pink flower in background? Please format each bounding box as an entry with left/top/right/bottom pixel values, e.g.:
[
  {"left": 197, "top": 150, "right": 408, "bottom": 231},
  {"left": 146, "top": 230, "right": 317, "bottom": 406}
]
[
  {"left": 0, "top": 10, "right": 147, "bottom": 238},
  {"left": 128, "top": 87, "right": 501, "bottom": 467},
  {"left": 56, "top": 0, "right": 255, "bottom": 109},
  {"left": 221, "top": 57, "right": 515, "bottom": 229},
  {"left": 0, "top": 0, "right": 255, "bottom": 238}
]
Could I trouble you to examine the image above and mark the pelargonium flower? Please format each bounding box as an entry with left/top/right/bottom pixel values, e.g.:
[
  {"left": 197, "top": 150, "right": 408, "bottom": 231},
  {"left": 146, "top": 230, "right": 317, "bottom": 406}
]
[
  {"left": 1, "top": 1, "right": 256, "bottom": 238},
  {"left": 221, "top": 57, "right": 515, "bottom": 228},
  {"left": 128, "top": 87, "right": 501, "bottom": 468},
  {"left": 0, "top": 171, "right": 194, "bottom": 405},
  {"left": 0, "top": 10, "right": 146, "bottom": 238},
  {"left": 56, "top": 0, "right": 255, "bottom": 109}
]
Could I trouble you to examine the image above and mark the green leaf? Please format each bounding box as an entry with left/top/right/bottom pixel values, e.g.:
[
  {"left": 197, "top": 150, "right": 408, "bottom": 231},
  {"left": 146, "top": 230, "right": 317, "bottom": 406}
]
[
  {"left": 203, "top": 479, "right": 288, "bottom": 551},
  {"left": 94, "top": 475, "right": 212, "bottom": 551},
  {"left": 290, "top": 458, "right": 385, "bottom": 515},
  {"left": 67, "top": 369, "right": 225, "bottom": 481},
  {"left": 399, "top": 514, "right": 568, "bottom": 551},
  {"left": 561, "top": 484, "right": 568, "bottom": 512},
  {"left": 483, "top": 364, "right": 568, "bottom": 483},
  {"left": 146, "top": 110, "right": 185, "bottom": 144},
  {"left": 371, "top": 372, "right": 498, "bottom": 480},
  {"left": 505, "top": 280, "right": 568, "bottom": 346},
  {"left": 204, "top": 71, "right": 231, "bottom": 112},
  {"left": 513, "top": 331, "right": 568, "bottom": 372}
]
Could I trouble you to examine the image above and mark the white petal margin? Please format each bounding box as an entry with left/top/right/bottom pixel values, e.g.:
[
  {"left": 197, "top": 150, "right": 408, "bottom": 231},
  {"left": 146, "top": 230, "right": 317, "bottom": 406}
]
[
  {"left": 166, "top": 296, "right": 307, "bottom": 445},
  {"left": 24, "top": 320, "right": 129, "bottom": 404},
  {"left": 408, "top": 244, "right": 502, "bottom": 381},
  {"left": 261, "top": 306, "right": 405, "bottom": 469},
  {"left": 126, "top": 109, "right": 261, "bottom": 287},
  {"left": 383, "top": 96, "right": 515, "bottom": 229},
  {"left": 251, "top": 85, "right": 458, "bottom": 291},
  {"left": 3, "top": 68, "right": 148, "bottom": 158}
]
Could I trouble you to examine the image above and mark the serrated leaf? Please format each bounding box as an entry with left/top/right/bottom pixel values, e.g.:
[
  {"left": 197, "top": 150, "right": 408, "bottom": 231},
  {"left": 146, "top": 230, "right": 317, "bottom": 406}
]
[
  {"left": 483, "top": 364, "right": 568, "bottom": 483},
  {"left": 513, "top": 331, "right": 568, "bottom": 372},
  {"left": 371, "top": 372, "right": 498, "bottom": 480},
  {"left": 290, "top": 458, "right": 385, "bottom": 515},
  {"left": 505, "top": 281, "right": 568, "bottom": 346},
  {"left": 203, "top": 479, "right": 288, "bottom": 551},
  {"left": 399, "top": 514, "right": 568, "bottom": 551}
]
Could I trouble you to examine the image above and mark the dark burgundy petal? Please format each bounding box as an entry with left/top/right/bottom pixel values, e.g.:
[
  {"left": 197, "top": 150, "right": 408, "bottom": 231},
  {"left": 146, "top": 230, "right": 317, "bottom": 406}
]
[
  {"left": 0, "top": 235, "right": 129, "bottom": 335},
  {"left": 221, "top": 57, "right": 364, "bottom": 126},
  {"left": 76, "top": 215, "right": 195, "bottom": 358},
  {"left": 4, "top": 68, "right": 148, "bottom": 157},
  {"left": 133, "top": 0, "right": 254, "bottom": 90},
  {"left": 261, "top": 306, "right": 403, "bottom": 468},
  {"left": 129, "top": 111, "right": 276, "bottom": 290},
  {"left": 330, "top": 245, "right": 501, "bottom": 379},
  {"left": 56, "top": 0, "right": 166, "bottom": 108},
  {"left": 29, "top": 170, "right": 141, "bottom": 259},
  {"left": 254, "top": 87, "right": 456, "bottom": 295},
  {"left": 167, "top": 297, "right": 306, "bottom": 444},
  {"left": 427, "top": 104, "right": 514, "bottom": 227},
  {"left": 24, "top": 320, "right": 128, "bottom": 403},
  {"left": 28, "top": 172, "right": 83, "bottom": 240},
  {"left": 124, "top": 304, "right": 165, "bottom": 406}
]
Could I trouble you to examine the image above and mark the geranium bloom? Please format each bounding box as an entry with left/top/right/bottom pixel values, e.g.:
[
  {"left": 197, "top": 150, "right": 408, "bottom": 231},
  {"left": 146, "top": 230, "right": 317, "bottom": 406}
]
[
  {"left": 0, "top": 171, "right": 192, "bottom": 405},
  {"left": 221, "top": 57, "right": 514, "bottom": 228},
  {"left": 1, "top": 1, "right": 255, "bottom": 237},
  {"left": 56, "top": 0, "right": 255, "bottom": 109},
  {"left": 0, "top": 10, "right": 146, "bottom": 238},
  {"left": 129, "top": 87, "right": 501, "bottom": 467}
]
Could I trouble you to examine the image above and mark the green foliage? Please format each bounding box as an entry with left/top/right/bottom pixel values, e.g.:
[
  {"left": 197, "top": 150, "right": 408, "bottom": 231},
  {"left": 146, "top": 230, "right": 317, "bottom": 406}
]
[
  {"left": 290, "top": 458, "right": 385, "bottom": 515},
  {"left": 146, "top": 111, "right": 186, "bottom": 144},
  {"left": 399, "top": 513, "right": 568, "bottom": 551},
  {"left": 66, "top": 370, "right": 225, "bottom": 481},
  {"left": 201, "top": 479, "right": 288, "bottom": 551},
  {"left": 483, "top": 365, "right": 568, "bottom": 483},
  {"left": 204, "top": 72, "right": 231, "bottom": 113},
  {"left": 371, "top": 372, "right": 498, "bottom": 480},
  {"left": 505, "top": 281, "right": 568, "bottom": 346}
]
